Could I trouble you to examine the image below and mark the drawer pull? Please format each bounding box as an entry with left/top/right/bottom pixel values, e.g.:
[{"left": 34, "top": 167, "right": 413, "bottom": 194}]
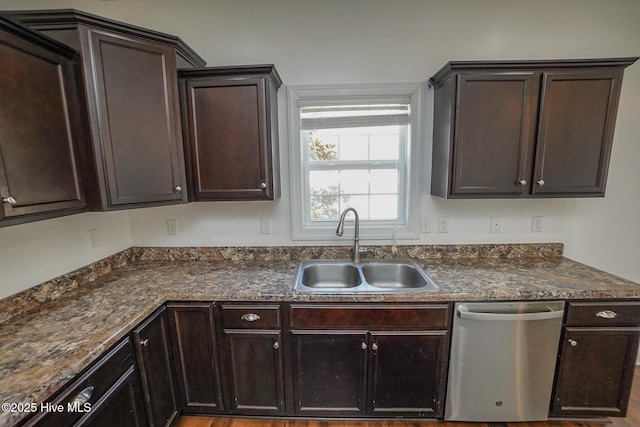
[
  {"left": 2, "top": 196, "right": 17, "bottom": 205},
  {"left": 371, "top": 343, "right": 379, "bottom": 351},
  {"left": 273, "top": 341, "right": 279, "bottom": 350},
  {"left": 140, "top": 339, "right": 149, "bottom": 347},
  {"left": 569, "top": 339, "right": 578, "bottom": 347},
  {"left": 241, "top": 313, "right": 261, "bottom": 322},
  {"left": 361, "top": 342, "right": 367, "bottom": 350},
  {"left": 596, "top": 310, "right": 618, "bottom": 319},
  {"left": 72, "top": 387, "right": 94, "bottom": 406}
]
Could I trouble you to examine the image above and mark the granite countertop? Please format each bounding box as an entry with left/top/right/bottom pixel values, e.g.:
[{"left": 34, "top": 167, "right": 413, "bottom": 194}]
[{"left": 1, "top": 244, "right": 640, "bottom": 426}]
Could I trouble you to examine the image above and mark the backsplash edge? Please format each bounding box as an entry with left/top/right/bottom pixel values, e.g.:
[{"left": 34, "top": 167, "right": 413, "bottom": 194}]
[{"left": 0, "top": 243, "right": 563, "bottom": 324}]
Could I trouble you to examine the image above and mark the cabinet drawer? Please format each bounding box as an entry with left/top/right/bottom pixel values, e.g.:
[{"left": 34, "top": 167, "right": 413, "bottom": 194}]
[
  {"left": 222, "top": 304, "right": 281, "bottom": 329},
  {"left": 290, "top": 304, "right": 450, "bottom": 330},
  {"left": 566, "top": 301, "right": 640, "bottom": 327},
  {"left": 30, "top": 338, "right": 134, "bottom": 427}
]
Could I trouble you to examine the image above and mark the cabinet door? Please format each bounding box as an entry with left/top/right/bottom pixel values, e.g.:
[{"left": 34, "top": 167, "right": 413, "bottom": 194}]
[
  {"left": 167, "top": 302, "right": 224, "bottom": 414},
  {"left": 291, "top": 331, "right": 368, "bottom": 417},
  {"left": 132, "top": 307, "right": 178, "bottom": 427},
  {"left": 451, "top": 73, "right": 539, "bottom": 197},
  {"left": 551, "top": 327, "right": 640, "bottom": 417},
  {"left": 83, "top": 27, "right": 186, "bottom": 208},
  {"left": 533, "top": 70, "right": 623, "bottom": 196},
  {"left": 223, "top": 330, "right": 285, "bottom": 415},
  {"left": 180, "top": 76, "right": 274, "bottom": 200},
  {"left": 0, "top": 18, "right": 86, "bottom": 222},
  {"left": 75, "top": 366, "right": 147, "bottom": 427},
  {"left": 368, "top": 331, "right": 447, "bottom": 418}
]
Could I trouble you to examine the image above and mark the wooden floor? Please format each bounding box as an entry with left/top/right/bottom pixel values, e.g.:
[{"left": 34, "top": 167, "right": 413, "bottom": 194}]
[{"left": 174, "top": 368, "right": 640, "bottom": 427}]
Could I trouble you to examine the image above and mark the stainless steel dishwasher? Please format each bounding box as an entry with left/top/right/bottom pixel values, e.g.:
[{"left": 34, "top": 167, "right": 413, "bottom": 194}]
[{"left": 445, "top": 301, "right": 565, "bottom": 422}]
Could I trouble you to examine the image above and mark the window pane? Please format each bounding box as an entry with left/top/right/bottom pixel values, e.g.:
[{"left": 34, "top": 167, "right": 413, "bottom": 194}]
[
  {"left": 310, "top": 195, "right": 339, "bottom": 220},
  {"left": 309, "top": 170, "right": 339, "bottom": 194},
  {"left": 370, "top": 133, "right": 400, "bottom": 160},
  {"left": 370, "top": 169, "right": 398, "bottom": 194},
  {"left": 370, "top": 195, "right": 398, "bottom": 219},
  {"left": 340, "top": 170, "right": 369, "bottom": 194},
  {"left": 308, "top": 132, "right": 338, "bottom": 161},
  {"left": 342, "top": 196, "right": 369, "bottom": 220},
  {"left": 339, "top": 134, "right": 368, "bottom": 160}
]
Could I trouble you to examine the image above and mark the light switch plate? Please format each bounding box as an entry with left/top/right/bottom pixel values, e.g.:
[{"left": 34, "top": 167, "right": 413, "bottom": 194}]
[
  {"left": 532, "top": 216, "right": 543, "bottom": 232},
  {"left": 260, "top": 217, "right": 272, "bottom": 234},
  {"left": 438, "top": 216, "right": 449, "bottom": 233},
  {"left": 88, "top": 229, "right": 100, "bottom": 248},
  {"left": 167, "top": 219, "right": 178, "bottom": 235}
]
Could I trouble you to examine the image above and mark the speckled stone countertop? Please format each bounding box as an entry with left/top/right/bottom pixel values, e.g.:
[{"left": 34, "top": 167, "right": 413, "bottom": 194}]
[{"left": 1, "top": 244, "right": 639, "bottom": 426}]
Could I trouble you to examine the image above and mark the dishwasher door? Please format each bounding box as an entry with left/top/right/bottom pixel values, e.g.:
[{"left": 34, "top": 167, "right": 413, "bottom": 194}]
[{"left": 445, "top": 301, "right": 564, "bottom": 422}]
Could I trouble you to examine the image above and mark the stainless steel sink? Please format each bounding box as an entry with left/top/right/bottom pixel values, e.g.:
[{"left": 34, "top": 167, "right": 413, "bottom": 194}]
[
  {"left": 361, "top": 262, "right": 431, "bottom": 289},
  {"left": 293, "top": 260, "right": 438, "bottom": 293},
  {"left": 301, "top": 263, "right": 362, "bottom": 288}
]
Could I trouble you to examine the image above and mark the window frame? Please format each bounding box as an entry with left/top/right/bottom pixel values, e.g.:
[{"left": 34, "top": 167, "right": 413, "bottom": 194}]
[{"left": 287, "top": 83, "right": 425, "bottom": 241}]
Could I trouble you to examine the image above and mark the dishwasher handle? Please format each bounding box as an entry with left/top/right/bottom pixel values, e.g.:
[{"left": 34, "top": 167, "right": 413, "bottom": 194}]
[{"left": 457, "top": 304, "right": 564, "bottom": 321}]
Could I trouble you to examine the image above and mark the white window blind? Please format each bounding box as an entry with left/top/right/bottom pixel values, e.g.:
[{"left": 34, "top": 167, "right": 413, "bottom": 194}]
[{"left": 300, "top": 104, "right": 410, "bottom": 130}]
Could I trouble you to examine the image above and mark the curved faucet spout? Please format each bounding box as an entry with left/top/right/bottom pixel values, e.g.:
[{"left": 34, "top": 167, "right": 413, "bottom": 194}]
[{"left": 336, "top": 207, "right": 361, "bottom": 262}]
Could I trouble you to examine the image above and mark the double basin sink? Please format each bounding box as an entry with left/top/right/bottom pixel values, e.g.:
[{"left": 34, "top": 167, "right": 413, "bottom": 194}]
[{"left": 293, "top": 259, "right": 439, "bottom": 293}]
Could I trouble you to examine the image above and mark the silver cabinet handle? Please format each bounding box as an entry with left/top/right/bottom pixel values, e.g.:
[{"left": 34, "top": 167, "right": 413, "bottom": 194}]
[
  {"left": 241, "top": 313, "right": 261, "bottom": 322},
  {"left": 260, "top": 182, "right": 267, "bottom": 189},
  {"left": 273, "top": 341, "right": 279, "bottom": 350},
  {"left": 519, "top": 180, "right": 527, "bottom": 186},
  {"left": 175, "top": 185, "right": 182, "bottom": 192},
  {"left": 71, "top": 386, "right": 94, "bottom": 406},
  {"left": 140, "top": 339, "right": 149, "bottom": 347},
  {"left": 569, "top": 339, "right": 578, "bottom": 347},
  {"left": 596, "top": 310, "right": 618, "bottom": 319},
  {"left": 537, "top": 179, "right": 545, "bottom": 186},
  {"left": 2, "top": 196, "right": 16, "bottom": 205},
  {"left": 371, "top": 343, "right": 379, "bottom": 351},
  {"left": 361, "top": 342, "right": 367, "bottom": 350}
]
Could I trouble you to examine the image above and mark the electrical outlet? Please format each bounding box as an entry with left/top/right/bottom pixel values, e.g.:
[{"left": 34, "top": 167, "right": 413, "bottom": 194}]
[
  {"left": 438, "top": 216, "right": 449, "bottom": 233},
  {"left": 167, "top": 219, "right": 178, "bottom": 235},
  {"left": 88, "top": 229, "right": 100, "bottom": 248},
  {"left": 260, "top": 217, "right": 272, "bottom": 235},
  {"left": 420, "top": 217, "right": 431, "bottom": 233},
  {"left": 532, "top": 216, "right": 543, "bottom": 232},
  {"left": 490, "top": 216, "right": 502, "bottom": 233}
]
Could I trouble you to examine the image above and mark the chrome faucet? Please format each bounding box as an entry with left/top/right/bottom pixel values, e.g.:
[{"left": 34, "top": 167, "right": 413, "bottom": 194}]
[{"left": 336, "top": 207, "right": 366, "bottom": 263}]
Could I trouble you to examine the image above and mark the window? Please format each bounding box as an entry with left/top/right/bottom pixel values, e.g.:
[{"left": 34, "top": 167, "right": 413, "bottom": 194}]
[{"left": 288, "top": 84, "right": 425, "bottom": 241}]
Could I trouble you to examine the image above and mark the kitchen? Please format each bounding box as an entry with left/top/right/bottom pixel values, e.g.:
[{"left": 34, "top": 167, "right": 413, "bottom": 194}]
[{"left": 0, "top": 0, "right": 639, "bottom": 426}]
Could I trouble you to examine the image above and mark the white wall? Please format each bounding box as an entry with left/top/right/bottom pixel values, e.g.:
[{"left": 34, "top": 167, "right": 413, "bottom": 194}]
[
  {"left": 0, "top": 212, "right": 132, "bottom": 298},
  {"left": 1, "top": 0, "right": 639, "bottom": 298}
]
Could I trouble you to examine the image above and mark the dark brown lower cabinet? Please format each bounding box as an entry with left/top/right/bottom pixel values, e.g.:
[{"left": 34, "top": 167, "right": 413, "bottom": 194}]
[
  {"left": 291, "top": 332, "right": 368, "bottom": 417},
  {"left": 551, "top": 327, "right": 640, "bottom": 417},
  {"left": 132, "top": 307, "right": 179, "bottom": 427},
  {"left": 74, "top": 367, "right": 147, "bottom": 427},
  {"left": 368, "top": 332, "right": 447, "bottom": 417},
  {"left": 223, "top": 330, "right": 285, "bottom": 415},
  {"left": 25, "top": 338, "right": 147, "bottom": 427},
  {"left": 167, "top": 302, "right": 225, "bottom": 414},
  {"left": 289, "top": 303, "right": 451, "bottom": 419}
]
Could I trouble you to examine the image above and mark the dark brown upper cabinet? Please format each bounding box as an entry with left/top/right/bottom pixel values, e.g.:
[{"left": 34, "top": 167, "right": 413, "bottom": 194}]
[
  {"left": 8, "top": 9, "right": 206, "bottom": 211},
  {"left": 0, "top": 16, "right": 87, "bottom": 226},
  {"left": 178, "top": 65, "right": 281, "bottom": 201},
  {"left": 429, "top": 58, "right": 638, "bottom": 199}
]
